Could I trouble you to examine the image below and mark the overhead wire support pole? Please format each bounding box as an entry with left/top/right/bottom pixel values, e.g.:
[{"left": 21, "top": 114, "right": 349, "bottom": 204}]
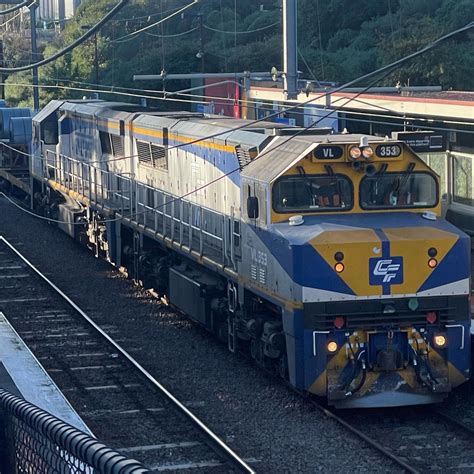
[
  {"left": 283, "top": 0, "right": 298, "bottom": 100},
  {"left": 29, "top": 0, "right": 39, "bottom": 111},
  {"left": 198, "top": 13, "right": 204, "bottom": 73}
]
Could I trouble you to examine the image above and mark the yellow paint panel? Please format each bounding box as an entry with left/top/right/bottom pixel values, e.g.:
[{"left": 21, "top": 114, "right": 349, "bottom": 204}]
[
  {"left": 384, "top": 227, "right": 457, "bottom": 294},
  {"left": 310, "top": 369, "right": 327, "bottom": 395},
  {"left": 311, "top": 229, "right": 384, "bottom": 296},
  {"left": 357, "top": 372, "right": 381, "bottom": 397},
  {"left": 309, "top": 343, "right": 348, "bottom": 395},
  {"left": 132, "top": 126, "right": 235, "bottom": 153},
  {"left": 448, "top": 361, "right": 467, "bottom": 387},
  {"left": 398, "top": 367, "right": 419, "bottom": 389}
]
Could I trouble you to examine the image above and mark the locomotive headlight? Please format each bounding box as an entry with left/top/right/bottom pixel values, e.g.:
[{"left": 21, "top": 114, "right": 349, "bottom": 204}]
[
  {"left": 428, "top": 258, "right": 438, "bottom": 268},
  {"left": 334, "top": 262, "right": 345, "bottom": 273},
  {"left": 434, "top": 334, "right": 447, "bottom": 348},
  {"left": 349, "top": 146, "right": 361, "bottom": 160},
  {"left": 327, "top": 341, "right": 338, "bottom": 353},
  {"left": 362, "top": 146, "right": 374, "bottom": 159}
]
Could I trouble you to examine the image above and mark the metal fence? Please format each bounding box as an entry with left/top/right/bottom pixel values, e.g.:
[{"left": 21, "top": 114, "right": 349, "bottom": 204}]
[{"left": 0, "top": 389, "right": 148, "bottom": 474}]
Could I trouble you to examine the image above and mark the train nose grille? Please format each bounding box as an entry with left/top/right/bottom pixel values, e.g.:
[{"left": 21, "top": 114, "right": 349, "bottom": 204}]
[{"left": 304, "top": 296, "right": 467, "bottom": 331}]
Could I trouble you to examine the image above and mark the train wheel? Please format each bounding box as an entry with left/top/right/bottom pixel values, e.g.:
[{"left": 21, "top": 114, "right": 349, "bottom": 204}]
[
  {"left": 250, "top": 338, "right": 257, "bottom": 360},
  {"left": 279, "top": 354, "right": 289, "bottom": 380}
]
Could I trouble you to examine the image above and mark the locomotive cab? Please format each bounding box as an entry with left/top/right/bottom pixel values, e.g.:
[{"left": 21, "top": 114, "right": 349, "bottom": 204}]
[{"left": 241, "top": 134, "right": 470, "bottom": 407}]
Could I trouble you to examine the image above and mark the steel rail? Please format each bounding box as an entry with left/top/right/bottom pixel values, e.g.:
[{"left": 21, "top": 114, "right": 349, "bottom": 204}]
[
  {"left": 308, "top": 399, "right": 420, "bottom": 474},
  {"left": 434, "top": 410, "right": 474, "bottom": 436},
  {"left": 0, "top": 235, "right": 255, "bottom": 474}
]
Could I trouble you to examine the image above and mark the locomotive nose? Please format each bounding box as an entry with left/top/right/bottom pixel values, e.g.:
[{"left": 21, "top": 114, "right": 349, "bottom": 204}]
[{"left": 309, "top": 224, "right": 467, "bottom": 298}]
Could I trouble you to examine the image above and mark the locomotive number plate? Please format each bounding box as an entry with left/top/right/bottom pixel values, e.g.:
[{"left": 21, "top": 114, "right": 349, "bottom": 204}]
[{"left": 376, "top": 144, "right": 402, "bottom": 158}]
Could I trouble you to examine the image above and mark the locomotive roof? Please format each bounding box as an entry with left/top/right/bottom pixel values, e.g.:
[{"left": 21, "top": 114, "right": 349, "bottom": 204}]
[
  {"left": 241, "top": 133, "right": 393, "bottom": 183},
  {"left": 241, "top": 135, "right": 312, "bottom": 182}
]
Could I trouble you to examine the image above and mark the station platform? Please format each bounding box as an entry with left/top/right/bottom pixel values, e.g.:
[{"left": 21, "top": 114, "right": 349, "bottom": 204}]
[{"left": 0, "top": 311, "right": 92, "bottom": 435}]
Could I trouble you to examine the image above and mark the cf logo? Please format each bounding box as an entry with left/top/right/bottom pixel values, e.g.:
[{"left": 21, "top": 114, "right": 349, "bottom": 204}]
[{"left": 373, "top": 259, "right": 401, "bottom": 283}]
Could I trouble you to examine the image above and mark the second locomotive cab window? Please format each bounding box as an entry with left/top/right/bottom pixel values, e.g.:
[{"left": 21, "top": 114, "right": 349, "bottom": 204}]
[
  {"left": 360, "top": 172, "right": 438, "bottom": 209},
  {"left": 272, "top": 175, "right": 353, "bottom": 213}
]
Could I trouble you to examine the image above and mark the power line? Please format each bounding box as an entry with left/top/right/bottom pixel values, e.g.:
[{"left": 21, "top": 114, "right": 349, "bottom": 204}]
[
  {"left": 111, "top": 0, "right": 198, "bottom": 43},
  {"left": 203, "top": 21, "right": 280, "bottom": 35},
  {"left": 145, "top": 26, "right": 198, "bottom": 39},
  {"left": 2, "top": 23, "right": 472, "bottom": 225},
  {"left": 0, "top": 0, "right": 129, "bottom": 73},
  {"left": 141, "top": 20, "right": 474, "bottom": 153},
  {"left": 5, "top": 59, "right": 474, "bottom": 133},
  {"left": 115, "top": 4, "right": 185, "bottom": 22},
  {"left": 297, "top": 47, "right": 320, "bottom": 84},
  {"left": 315, "top": 0, "right": 325, "bottom": 78},
  {"left": 0, "top": 0, "right": 34, "bottom": 16},
  {"left": 0, "top": 191, "right": 127, "bottom": 224},
  {"left": 0, "top": 22, "right": 471, "bottom": 170},
  {"left": 3, "top": 78, "right": 474, "bottom": 143}
]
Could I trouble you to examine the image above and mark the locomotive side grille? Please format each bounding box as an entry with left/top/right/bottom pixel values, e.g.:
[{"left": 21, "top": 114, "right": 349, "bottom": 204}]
[
  {"left": 111, "top": 135, "right": 124, "bottom": 157},
  {"left": 235, "top": 146, "right": 252, "bottom": 168},
  {"left": 151, "top": 144, "right": 167, "bottom": 170},
  {"left": 137, "top": 140, "right": 152, "bottom": 165}
]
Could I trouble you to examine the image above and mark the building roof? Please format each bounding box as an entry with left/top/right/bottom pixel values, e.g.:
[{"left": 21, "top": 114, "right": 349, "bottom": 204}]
[{"left": 248, "top": 85, "right": 474, "bottom": 122}]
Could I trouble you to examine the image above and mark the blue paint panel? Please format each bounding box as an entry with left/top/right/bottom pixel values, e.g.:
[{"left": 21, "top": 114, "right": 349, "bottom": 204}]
[
  {"left": 290, "top": 309, "right": 306, "bottom": 389},
  {"left": 295, "top": 244, "right": 355, "bottom": 294},
  {"left": 446, "top": 321, "right": 471, "bottom": 379},
  {"left": 60, "top": 117, "right": 72, "bottom": 134},
  {"left": 254, "top": 227, "right": 355, "bottom": 294},
  {"left": 417, "top": 238, "right": 471, "bottom": 292}
]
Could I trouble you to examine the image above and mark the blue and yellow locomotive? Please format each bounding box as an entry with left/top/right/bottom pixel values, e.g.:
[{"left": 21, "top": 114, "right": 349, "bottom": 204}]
[{"left": 30, "top": 100, "right": 471, "bottom": 407}]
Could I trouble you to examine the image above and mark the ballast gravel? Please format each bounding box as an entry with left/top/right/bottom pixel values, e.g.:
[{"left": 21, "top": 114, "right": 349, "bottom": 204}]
[{"left": 0, "top": 196, "right": 399, "bottom": 473}]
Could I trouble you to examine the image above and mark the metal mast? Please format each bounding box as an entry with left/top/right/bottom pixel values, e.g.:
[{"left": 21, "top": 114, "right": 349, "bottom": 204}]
[
  {"left": 283, "top": 0, "right": 298, "bottom": 100},
  {"left": 29, "top": 1, "right": 39, "bottom": 111}
]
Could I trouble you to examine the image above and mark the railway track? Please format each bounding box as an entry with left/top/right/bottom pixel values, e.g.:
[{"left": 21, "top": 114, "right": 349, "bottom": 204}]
[
  {"left": 310, "top": 398, "right": 474, "bottom": 474},
  {"left": 0, "top": 236, "right": 255, "bottom": 473}
]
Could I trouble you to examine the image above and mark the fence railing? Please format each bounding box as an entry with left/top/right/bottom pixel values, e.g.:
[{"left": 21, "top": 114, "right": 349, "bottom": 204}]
[{"left": 0, "top": 389, "right": 148, "bottom": 474}]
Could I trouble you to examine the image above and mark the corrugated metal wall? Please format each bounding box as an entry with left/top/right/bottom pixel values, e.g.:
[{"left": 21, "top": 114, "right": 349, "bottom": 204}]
[{"left": 39, "top": 0, "right": 81, "bottom": 21}]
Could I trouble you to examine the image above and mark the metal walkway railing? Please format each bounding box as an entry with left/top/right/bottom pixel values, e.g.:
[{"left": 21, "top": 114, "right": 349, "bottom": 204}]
[{"left": 0, "top": 388, "right": 148, "bottom": 474}]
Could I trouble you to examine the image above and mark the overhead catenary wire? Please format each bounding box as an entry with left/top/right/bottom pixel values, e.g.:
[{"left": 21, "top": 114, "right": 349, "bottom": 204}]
[
  {"left": 3, "top": 23, "right": 472, "bottom": 225},
  {"left": 111, "top": 0, "right": 198, "bottom": 43},
  {"left": 0, "top": 0, "right": 129, "bottom": 73},
  {"left": 0, "top": 0, "right": 34, "bottom": 16},
  {"left": 4, "top": 80, "right": 473, "bottom": 142},
  {"left": 5, "top": 66, "right": 473, "bottom": 135},
  {"left": 37, "top": 74, "right": 471, "bottom": 129},
  {"left": 115, "top": 3, "right": 185, "bottom": 22},
  {"left": 203, "top": 21, "right": 280, "bottom": 35},
  {"left": 144, "top": 27, "right": 198, "bottom": 39},
  {"left": 297, "top": 47, "right": 321, "bottom": 86},
  {"left": 132, "top": 20, "right": 474, "bottom": 154},
  {"left": 0, "top": 77, "right": 391, "bottom": 225}
]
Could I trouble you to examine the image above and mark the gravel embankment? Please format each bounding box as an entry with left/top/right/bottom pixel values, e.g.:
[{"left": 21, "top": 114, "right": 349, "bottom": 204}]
[{"left": 0, "top": 196, "right": 400, "bottom": 473}]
